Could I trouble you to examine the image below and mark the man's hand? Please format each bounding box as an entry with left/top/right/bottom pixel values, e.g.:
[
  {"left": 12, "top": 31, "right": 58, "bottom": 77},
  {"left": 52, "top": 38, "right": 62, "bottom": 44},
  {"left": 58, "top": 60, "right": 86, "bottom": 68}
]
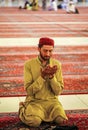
[{"left": 41, "top": 65, "right": 57, "bottom": 79}]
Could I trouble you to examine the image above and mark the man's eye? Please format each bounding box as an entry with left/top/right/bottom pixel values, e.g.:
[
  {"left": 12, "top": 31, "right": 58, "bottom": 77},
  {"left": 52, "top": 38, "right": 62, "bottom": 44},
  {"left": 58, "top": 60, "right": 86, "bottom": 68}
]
[
  {"left": 49, "top": 50, "right": 53, "bottom": 53},
  {"left": 44, "top": 50, "right": 48, "bottom": 52}
]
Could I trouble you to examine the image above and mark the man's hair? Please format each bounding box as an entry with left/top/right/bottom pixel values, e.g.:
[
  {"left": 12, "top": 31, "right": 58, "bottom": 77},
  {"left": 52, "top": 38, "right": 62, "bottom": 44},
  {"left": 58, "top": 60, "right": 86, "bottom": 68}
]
[{"left": 38, "top": 37, "right": 54, "bottom": 48}]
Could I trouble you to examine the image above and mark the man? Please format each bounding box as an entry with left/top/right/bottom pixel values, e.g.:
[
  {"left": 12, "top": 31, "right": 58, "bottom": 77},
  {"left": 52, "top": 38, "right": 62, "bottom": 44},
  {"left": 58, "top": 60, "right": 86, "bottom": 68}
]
[
  {"left": 31, "top": 0, "right": 38, "bottom": 11},
  {"left": 19, "top": 37, "right": 68, "bottom": 127},
  {"left": 48, "top": 0, "right": 57, "bottom": 11},
  {"left": 66, "top": 0, "right": 79, "bottom": 14},
  {"left": 42, "top": 0, "right": 47, "bottom": 10}
]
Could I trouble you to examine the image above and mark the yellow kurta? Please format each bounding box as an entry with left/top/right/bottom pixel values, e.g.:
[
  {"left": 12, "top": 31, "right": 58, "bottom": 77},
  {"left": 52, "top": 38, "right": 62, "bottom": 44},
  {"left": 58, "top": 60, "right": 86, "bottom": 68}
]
[
  {"left": 32, "top": 0, "right": 38, "bottom": 10},
  {"left": 19, "top": 57, "right": 67, "bottom": 124}
]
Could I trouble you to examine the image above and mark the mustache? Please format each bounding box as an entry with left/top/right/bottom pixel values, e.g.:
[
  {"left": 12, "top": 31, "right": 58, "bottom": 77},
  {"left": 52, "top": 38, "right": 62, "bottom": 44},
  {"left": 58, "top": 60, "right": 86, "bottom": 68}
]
[{"left": 40, "top": 53, "right": 50, "bottom": 61}]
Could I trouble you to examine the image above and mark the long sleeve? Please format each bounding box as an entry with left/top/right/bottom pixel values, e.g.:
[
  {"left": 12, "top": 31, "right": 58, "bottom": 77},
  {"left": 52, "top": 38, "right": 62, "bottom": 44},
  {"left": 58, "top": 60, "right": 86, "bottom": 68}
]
[
  {"left": 49, "top": 62, "right": 64, "bottom": 95},
  {"left": 24, "top": 59, "right": 45, "bottom": 96}
]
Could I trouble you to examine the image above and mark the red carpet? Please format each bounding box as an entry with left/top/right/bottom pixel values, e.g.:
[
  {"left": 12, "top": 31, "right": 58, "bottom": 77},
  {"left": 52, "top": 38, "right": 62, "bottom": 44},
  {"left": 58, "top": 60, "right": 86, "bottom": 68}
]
[
  {"left": 0, "top": 7, "right": 88, "bottom": 130},
  {"left": 0, "top": 46, "right": 88, "bottom": 96},
  {"left": 0, "top": 109, "right": 88, "bottom": 130},
  {"left": 0, "top": 7, "right": 88, "bottom": 38}
]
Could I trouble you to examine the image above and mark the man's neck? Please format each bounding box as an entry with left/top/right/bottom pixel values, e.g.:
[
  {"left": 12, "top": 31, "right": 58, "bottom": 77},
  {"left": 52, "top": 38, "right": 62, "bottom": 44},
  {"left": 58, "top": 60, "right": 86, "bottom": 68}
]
[{"left": 38, "top": 55, "right": 49, "bottom": 67}]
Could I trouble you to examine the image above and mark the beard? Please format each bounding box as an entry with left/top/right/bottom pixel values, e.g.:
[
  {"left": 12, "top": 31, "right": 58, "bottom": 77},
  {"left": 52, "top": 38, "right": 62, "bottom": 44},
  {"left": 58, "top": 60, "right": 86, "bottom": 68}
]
[{"left": 40, "top": 52, "right": 50, "bottom": 61}]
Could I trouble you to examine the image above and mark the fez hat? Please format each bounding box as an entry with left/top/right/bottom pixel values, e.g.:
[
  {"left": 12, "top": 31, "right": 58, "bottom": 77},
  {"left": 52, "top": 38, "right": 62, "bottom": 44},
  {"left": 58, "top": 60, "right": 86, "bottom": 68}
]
[{"left": 39, "top": 37, "right": 54, "bottom": 47}]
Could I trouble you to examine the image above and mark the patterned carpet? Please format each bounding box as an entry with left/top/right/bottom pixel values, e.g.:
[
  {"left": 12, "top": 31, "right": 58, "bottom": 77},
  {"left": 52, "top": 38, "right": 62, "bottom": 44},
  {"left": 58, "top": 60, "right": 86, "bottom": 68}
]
[
  {"left": 0, "top": 46, "right": 88, "bottom": 96},
  {"left": 0, "top": 7, "right": 88, "bottom": 38},
  {"left": 0, "top": 6, "right": 88, "bottom": 130},
  {"left": 0, "top": 109, "right": 88, "bottom": 130}
]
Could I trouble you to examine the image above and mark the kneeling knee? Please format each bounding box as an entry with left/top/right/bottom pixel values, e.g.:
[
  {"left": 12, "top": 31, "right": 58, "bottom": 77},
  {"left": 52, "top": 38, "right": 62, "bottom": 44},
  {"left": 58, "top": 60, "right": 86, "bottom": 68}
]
[
  {"left": 54, "top": 116, "right": 66, "bottom": 125},
  {"left": 27, "top": 116, "right": 42, "bottom": 127},
  {"left": 33, "top": 116, "right": 42, "bottom": 127}
]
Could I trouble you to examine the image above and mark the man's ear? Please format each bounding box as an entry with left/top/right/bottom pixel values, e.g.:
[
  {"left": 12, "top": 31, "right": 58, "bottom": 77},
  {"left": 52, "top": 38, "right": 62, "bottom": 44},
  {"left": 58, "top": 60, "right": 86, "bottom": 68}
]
[{"left": 38, "top": 47, "right": 41, "bottom": 52}]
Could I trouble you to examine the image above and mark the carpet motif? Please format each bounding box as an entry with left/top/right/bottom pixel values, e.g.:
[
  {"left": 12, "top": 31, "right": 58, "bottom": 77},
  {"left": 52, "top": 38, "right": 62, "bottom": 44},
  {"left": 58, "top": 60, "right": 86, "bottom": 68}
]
[
  {"left": 0, "top": 54, "right": 88, "bottom": 62},
  {"left": 0, "top": 7, "right": 88, "bottom": 38},
  {"left": 0, "top": 110, "right": 88, "bottom": 130},
  {"left": 0, "top": 62, "right": 88, "bottom": 77},
  {"left": 0, "top": 75, "right": 88, "bottom": 97},
  {"left": 0, "top": 46, "right": 88, "bottom": 96},
  {"left": 0, "top": 46, "right": 88, "bottom": 54}
]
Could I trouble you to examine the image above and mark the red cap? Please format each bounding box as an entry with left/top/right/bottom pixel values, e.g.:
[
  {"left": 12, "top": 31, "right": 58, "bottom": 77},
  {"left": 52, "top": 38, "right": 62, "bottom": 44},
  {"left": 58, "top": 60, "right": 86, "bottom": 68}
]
[{"left": 39, "top": 37, "right": 54, "bottom": 47}]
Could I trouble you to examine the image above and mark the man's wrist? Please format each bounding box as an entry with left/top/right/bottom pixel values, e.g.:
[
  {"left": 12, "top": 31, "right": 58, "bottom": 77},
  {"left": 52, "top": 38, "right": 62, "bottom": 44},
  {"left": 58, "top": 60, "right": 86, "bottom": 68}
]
[{"left": 49, "top": 75, "right": 54, "bottom": 79}]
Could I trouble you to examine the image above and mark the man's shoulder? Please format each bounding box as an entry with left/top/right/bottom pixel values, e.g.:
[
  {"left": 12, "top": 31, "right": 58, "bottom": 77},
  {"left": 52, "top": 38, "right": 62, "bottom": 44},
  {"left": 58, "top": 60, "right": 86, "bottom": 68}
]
[
  {"left": 25, "top": 57, "right": 37, "bottom": 65},
  {"left": 51, "top": 58, "right": 61, "bottom": 65}
]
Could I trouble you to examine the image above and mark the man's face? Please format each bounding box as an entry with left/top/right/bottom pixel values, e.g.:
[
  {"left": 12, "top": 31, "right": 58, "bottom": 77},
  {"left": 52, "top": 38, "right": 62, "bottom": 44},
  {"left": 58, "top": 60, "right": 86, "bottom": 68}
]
[{"left": 38, "top": 45, "right": 54, "bottom": 61}]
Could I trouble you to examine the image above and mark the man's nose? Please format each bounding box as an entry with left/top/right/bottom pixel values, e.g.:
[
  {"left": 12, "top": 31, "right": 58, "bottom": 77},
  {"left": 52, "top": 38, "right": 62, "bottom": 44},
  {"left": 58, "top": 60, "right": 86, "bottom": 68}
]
[{"left": 46, "top": 51, "right": 50, "bottom": 56}]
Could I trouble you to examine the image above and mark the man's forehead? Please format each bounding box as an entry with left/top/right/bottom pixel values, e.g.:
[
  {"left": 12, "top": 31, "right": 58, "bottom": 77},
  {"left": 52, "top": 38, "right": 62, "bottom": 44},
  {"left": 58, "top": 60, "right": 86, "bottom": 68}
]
[{"left": 42, "top": 45, "right": 54, "bottom": 50}]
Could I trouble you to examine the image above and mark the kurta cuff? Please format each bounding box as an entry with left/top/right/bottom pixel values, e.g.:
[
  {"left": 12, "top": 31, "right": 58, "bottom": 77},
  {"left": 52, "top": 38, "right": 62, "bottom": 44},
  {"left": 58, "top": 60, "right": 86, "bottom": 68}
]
[{"left": 49, "top": 76, "right": 63, "bottom": 95}]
